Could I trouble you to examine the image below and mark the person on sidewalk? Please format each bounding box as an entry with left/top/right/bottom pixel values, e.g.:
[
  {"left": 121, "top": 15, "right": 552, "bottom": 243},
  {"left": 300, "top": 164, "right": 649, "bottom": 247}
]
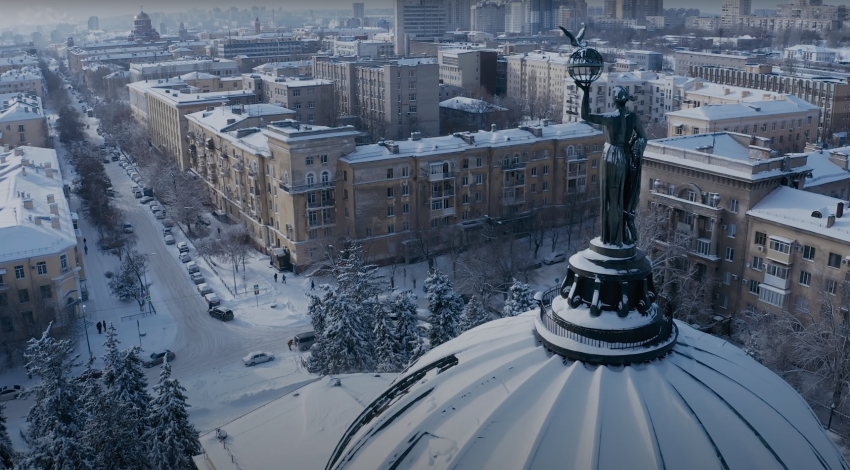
[
  {"left": 96, "top": 321, "right": 102, "bottom": 334},
  {"left": 281, "top": 274, "right": 286, "bottom": 284},
  {"left": 310, "top": 280, "right": 315, "bottom": 290},
  {"left": 274, "top": 273, "right": 278, "bottom": 283},
  {"left": 287, "top": 339, "right": 293, "bottom": 351},
  {"left": 84, "top": 245, "right": 88, "bottom": 255}
]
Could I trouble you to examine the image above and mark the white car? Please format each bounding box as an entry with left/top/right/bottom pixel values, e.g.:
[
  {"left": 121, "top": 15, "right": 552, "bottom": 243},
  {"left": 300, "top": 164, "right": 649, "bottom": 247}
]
[
  {"left": 186, "top": 261, "right": 199, "bottom": 273},
  {"left": 177, "top": 242, "right": 189, "bottom": 253},
  {"left": 243, "top": 352, "right": 274, "bottom": 366},
  {"left": 543, "top": 252, "right": 567, "bottom": 265},
  {"left": 178, "top": 253, "right": 191, "bottom": 263},
  {"left": 164, "top": 234, "right": 175, "bottom": 245},
  {"left": 0, "top": 385, "right": 23, "bottom": 401}
]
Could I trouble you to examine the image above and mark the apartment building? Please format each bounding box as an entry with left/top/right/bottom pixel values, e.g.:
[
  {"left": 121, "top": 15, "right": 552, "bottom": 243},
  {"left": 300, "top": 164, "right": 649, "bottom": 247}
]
[
  {"left": 212, "top": 34, "right": 321, "bottom": 60},
  {"left": 674, "top": 51, "right": 765, "bottom": 76},
  {"left": 783, "top": 45, "right": 837, "bottom": 63},
  {"left": 332, "top": 39, "right": 395, "bottom": 58},
  {"left": 438, "top": 48, "right": 498, "bottom": 96},
  {"left": 393, "top": 0, "right": 448, "bottom": 56},
  {"left": 0, "top": 146, "right": 86, "bottom": 342},
  {"left": 791, "top": 144, "right": 850, "bottom": 199},
  {"left": 0, "top": 55, "right": 39, "bottom": 74},
  {"left": 127, "top": 76, "right": 257, "bottom": 170},
  {"left": 0, "top": 94, "right": 48, "bottom": 148},
  {"left": 640, "top": 132, "right": 822, "bottom": 315},
  {"left": 0, "top": 67, "right": 44, "bottom": 98},
  {"left": 128, "top": 58, "right": 239, "bottom": 82},
  {"left": 563, "top": 71, "right": 656, "bottom": 124},
  {"left": 721, "top": 0, "right": 751, "bottom": 27},
  {"left": 506, "top": 51, "right": 571, "bottom": 121},
  {"left": 471, "top": 1, "right": 506, "bottom": 35},
  {"left": 313, "top": 56, "right": 439, "bottom": 140},
  {"left": 682, "top": 80, "right": 786, "bottom": 108},
  {"left": 624, "top": 50, "right": 663, "bottom": 72},
  {"left": 242, "top": 74, "right": 336, "bottom": 126},
  {"left": 187, "top": 119, "right": 604, "bottom": 270},
  {"left": 689, "top": 64, "right": 850, "bottom": 142},
  {"left": 666, "top": 95, "right": 821, "bottom": 155},
  {"left": 252, "top": 61, "right": 314, "bottom": 78},
  {"left": 66, "top": 44, "right": 171, "bottom": 80}
]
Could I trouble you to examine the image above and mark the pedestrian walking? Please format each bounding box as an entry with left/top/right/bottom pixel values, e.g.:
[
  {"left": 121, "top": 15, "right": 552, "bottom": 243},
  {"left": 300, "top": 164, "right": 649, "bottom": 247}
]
[
  {"left": 84, "top": 245, "right": 88, "bottom": 255},
  {"left": 83, "top": 238, "right": 86, "bottom": 245},
  {"left": 217, "top": 227, "right": 221, "bottom": 235},
  {"left": 281, "top": 274, "right": 286, "bottom": 284},
  {"left": 413, "top": 278, "right": 416, "bottom": 289},
  {"left": 96, "top": 321, "right": 102, "bottom": 334},
  {"left": 287, "top": 339, "right": 293, "bottom": 351},
  {"left": 274, "top": 273, "right": 278, "bottom": 283},
  {"left": 310, "top": 280, "right": 315, "bottom": 290}
]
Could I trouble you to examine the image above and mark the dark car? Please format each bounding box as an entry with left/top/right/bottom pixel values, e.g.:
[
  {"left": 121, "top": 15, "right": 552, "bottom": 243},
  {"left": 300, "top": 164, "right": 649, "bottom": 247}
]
[
  {"left": 143, "top": 350, "right": 175, "bottom": 368},
  {"left": 209, "top": 307, "right": 234, "bottom": 321},
  {"left": 196, "top": 215, "right": 211, "bottom": 226}
]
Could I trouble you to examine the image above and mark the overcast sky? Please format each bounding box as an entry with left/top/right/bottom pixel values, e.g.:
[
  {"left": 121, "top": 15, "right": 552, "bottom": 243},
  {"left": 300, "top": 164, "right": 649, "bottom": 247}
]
[{"left": 5, "top": 0, "right": 850, "bottom": 30}]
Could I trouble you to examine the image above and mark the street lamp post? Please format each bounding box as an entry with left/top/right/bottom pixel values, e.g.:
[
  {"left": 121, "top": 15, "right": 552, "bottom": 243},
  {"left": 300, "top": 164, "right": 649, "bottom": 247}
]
[{"left": 81, "top": 304, "right": 92, "bottom": 359}]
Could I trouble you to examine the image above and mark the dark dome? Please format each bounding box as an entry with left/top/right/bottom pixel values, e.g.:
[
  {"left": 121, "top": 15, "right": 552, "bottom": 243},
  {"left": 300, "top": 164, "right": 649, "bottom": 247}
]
[
  {"left": 135, "top": 11, "right": 150, "bottom": 20},
  {"left": 327, "top": 314, "right": 850, "bottom": 470}
]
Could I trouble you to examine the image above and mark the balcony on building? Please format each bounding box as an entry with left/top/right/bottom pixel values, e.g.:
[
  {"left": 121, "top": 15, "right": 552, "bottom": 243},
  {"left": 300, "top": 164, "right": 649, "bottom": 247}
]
[
  {"left": 280, "top": 179, "right": 337, "bottom": 194},
  {"left": 766, "top": 235, "right": 794, "bottom": 266},
  {"left": 501, "top": 155, "right": 529, "bottom": 171}
]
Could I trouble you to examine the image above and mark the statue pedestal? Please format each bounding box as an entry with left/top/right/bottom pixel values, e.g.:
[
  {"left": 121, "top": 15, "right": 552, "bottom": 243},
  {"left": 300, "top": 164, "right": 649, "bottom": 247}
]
[{"left": 534, "top": 237, "right": 677, "bottom": 365}]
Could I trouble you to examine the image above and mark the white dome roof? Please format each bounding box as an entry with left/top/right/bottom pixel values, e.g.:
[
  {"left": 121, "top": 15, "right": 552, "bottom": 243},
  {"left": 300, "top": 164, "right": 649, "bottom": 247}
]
[{"left": 327, "top": 313, "right": 850, "bottom": 470}]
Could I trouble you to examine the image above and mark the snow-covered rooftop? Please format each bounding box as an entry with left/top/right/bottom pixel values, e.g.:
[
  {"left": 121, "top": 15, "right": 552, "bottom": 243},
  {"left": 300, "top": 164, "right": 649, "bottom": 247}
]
[
  {"left": 685, "top": 81, "right": 786, "bottom": 102},
  {"left": 0, "top": 55, "right": 39, "bottom": 69},
  {"left": 186, "top": 104, "right": 295, "bottom": 133},
  {"left": 327, "top": 312, "right": 850, "bottom": 470},
  {"left": 180, "top": 71, "right": 217, "bottom": 80},
  {"left": 439, "top": 96, "right": 507, "bottom": 112},
  {"left": 748, "top": 186, "right": 850, "bottom": 243},
  {"left": 342, "top": 122, "right": 601, "bottom": 163},
  {"left": 0, "top": 95, "right": 44, "bottom": 123},
  {"left": 127, "top": 78, "right": 255, "bottom": 106},
  {"left": 0, "top": 147, "right": 79, "bottom": 263},
  {"left": 667, "top": 95, "right": 819, "bottom": 121},
  {"left": 248, "top": 74, "right": 333, "bottom": 87},
  {"left": 193, "top": 374, "right": 394, "bottom": 470},
  {"left": 794, "top": 146, "right": 850, "bottom": 188},
  {"left": 0, "top": 67, "right": 43, "bottom": 84}
]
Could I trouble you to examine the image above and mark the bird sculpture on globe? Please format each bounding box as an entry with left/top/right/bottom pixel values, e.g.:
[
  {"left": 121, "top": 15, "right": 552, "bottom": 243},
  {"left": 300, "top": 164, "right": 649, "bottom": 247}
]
[{"left": 323, "top": 25, "right": 850, "bottom": 470}]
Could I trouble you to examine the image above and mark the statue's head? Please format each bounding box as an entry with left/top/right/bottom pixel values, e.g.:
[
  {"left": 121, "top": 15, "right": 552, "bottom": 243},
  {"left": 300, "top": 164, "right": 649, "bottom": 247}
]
[{"left": 613, "top": 86, "right": 636, "bottom": 105}]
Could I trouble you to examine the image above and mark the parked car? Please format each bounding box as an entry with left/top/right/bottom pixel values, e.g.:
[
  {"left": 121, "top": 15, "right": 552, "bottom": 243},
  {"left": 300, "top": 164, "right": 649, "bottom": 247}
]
[
  {"left": 178, "top": 253, "right": 191, "bottom": 263},
  {"left": 293, "top": 331, "right": 316, "bottom": 351},
  {"left": 123, "top": 223, "right": 133, "bottom": 233},
  {"left": 197, "top": 283, "right": 213, "bottom": 296},
  {"left": 243, "top": 351, "right": 274, "bottom": 366},
  {"left": 133, "top": 190, "right": 143, "bottom": 198},
  {"left": 150, "top": 204, "right": 161, "bottom": 212},
  {"left": 131, "top": 174, "right": 142, "bottom": 184},
  {"left": 209, "top": 307, "right": 234, "bottom": 321},
  {"left": 163, "top": 226, "right": 172, "bottom": 235},
  {"left": 190, "top": 272, "right": 205, "bottom": 284},
  {"left": 164, "top": 234, "right": 175, "bottom": 245},
  {"left": 155, "top": 211, "right": 166, "bottom": 220},
  {"left": 177, "top": 242, "right": 189, "bottom": 253},
  {"left": 196, "top": 215, "right": 211, "bottom": 226},
  {"left": 103, "top": 157, "right": 110, "bottom": 164},
  {"left": 186, "top": 261, "right": 199, "bottom": 273},
  {"left": 110, "top": 154, "right": 119, "bottom": 161},
  {"left": 106, "top": 187, "right": 115, "bottom": 197},
  {"left": 204, "top": 293, "right": 221, "bottom": 306},
  {"left": 543, "top": 252, "right": 567, "bottom": 265},
  {"left": 140, "top": 196, "right": 154, "bottom": 204},
  {"left": 0, "top": 385, "right": 23, "bottom": 401},
  {"left": 143, "top": 350, "right": 175, "bottom": 368},
  {"left": 161, "top": 218, "right": 175, "bottom": 228},
  {"left": 526, "top": 261, "right": 543, "bottom": 270}
]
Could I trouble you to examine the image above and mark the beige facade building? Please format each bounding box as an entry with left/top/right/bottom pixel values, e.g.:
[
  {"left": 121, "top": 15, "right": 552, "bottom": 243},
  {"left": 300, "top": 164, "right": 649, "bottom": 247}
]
[
  {"left": 638, "top": 131, "right": 850, "bottom": 316},
  {"left": 0, "top": 55, "right": 39, "bottom": 74},
  {"left": 0, "top": 94, "right": 48, "bottom": 148},
  {"left": 674, "top": 51, "right": 764, "bottom": 76},
  {"left": 438, "top": 47, "right": 499, "bottom": 96},
  {"left": 187, "top": 119, "right": 604, "bottom": 271},
  {"left": 313, "top": 56, "right": 439, "bottom": 141},
  {"left": 127, "top": 76, "right": 257, "bottom": 170},
  {"left": 241, "top": 74, "right": 336, "bottom": 126},
  {"left": 506, "top": 51, "right": 571, "bottom": 121},
  {"left": 128, "top": 58, "right": 240, "bottom": 82},
  {"left": 0, "top": 67, "right": 44, "bottom": 98},
  {"left": 0, "top": 146, "right": 86, "bottom": 342},
  {"left": 666, "top": 95, "right": 821, "bottom": 155}
]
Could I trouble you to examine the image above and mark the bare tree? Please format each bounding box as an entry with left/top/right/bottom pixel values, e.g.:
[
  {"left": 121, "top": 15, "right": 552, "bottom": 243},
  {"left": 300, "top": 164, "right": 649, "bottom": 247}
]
[
  {"left": 196, "top": 226, "right": 253, "bottom": 294},
  {"left": 454, "top": 230, "right": 535, "bottom": 308}
]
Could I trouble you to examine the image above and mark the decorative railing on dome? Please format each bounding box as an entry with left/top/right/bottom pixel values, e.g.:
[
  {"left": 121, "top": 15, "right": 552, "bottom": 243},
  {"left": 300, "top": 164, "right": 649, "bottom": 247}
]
[{"left": 538, "top": 307, "right": 673, "bottom": 350}]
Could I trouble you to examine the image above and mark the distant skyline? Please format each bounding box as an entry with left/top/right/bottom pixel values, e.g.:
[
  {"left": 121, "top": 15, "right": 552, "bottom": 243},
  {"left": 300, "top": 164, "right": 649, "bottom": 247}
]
[{"left": 4, "top": 0, "right": 850, "bottom": 31}]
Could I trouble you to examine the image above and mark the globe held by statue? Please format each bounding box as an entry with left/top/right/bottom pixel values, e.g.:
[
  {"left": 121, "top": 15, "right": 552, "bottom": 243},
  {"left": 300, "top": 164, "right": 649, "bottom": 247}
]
[{"left": 568, "top": 48, "right": 603, "bottom": 87}]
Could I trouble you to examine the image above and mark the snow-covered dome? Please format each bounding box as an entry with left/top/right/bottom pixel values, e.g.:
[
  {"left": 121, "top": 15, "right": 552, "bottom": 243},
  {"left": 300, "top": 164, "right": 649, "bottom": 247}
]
[
  {"left": 327, "top": 314, "right": 850, "bottom": 469},
  {"left": 134, "top": 11, "right": 150, "bottom": 21}
]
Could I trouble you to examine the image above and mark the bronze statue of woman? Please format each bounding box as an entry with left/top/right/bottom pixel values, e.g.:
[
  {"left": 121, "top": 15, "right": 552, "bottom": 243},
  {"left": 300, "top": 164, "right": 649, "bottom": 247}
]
[{"left": 577, "top": 83, "right": 647, "bottom": 247}]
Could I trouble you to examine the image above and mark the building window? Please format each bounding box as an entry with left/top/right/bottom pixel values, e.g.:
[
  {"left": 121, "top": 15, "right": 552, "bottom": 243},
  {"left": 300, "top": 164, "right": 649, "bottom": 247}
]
[
  {"left": 344, "top": 189, "right": 349, "bottom": 200},
  {"left": 476, "top": 157, "right": 482, "bottom": 167},
  {"left": 18, "top": 289, "right": 29, "bottom": 304},
  {"left": 402, "top": 167, "right": 410, "bottom": 177},
  {"left": 306, "top": 156, "right": 314, "bottom": 165},
  {"left": 725, "top": 247, "right": 734, "bottom": 261},
  {"left": 531, "top": 167, "right": 538, "bottom": 177},
  {"left": 531, "top": 184, "right": 536, "bottom": 193},
  {"left": 730, "top": 199, "right": 738, "bottom": 213},
  {"left": 40, "top": 285, "right": 52, "bottom": 299},
  {"left": 36, "top": 262, "right": 47, "bottom": 275},
  {"left": 718, "top": 293, "right": 728, "bottom": 309},
  {"left": 320, "top": 155, "right": 328, "bottom": 164},
  {"left": 476, "top": 174, "right": 483, "bottom": 185},
  {"left": 749, "top": 280, "right": 760, "bottom": 295},
  {"left": 752, "top": 256, "right": 764, "bottom": 271},
  {"left": 476, "top": 192, "right": 482, "bottom": 202},
  {"left": 14, "top": 266, "right": 24, "bottom": 279},
  {"left": 403, "top": 203, "right": 409, "bottom": 214},
  {"left": 769, "top": 239, "right": 790, "bottom": 254},
  {"left": 759, "top": 288, "right": 786, "bottom": 307},
  {"left": 431, "top": 219, "right": 439, "bottom": 229},
  {"left": 402, "top": 184, "right": 410, "bottom": 196},
  {"left": 409, "top": 106, "right": 417, "bottom": 113},
  {"left": 403, "top": 222, "right": 409, "bottom": 231},
  {"left": 827, "top": 279, "right": 838, "bottom": 295},
  {"left": 388, "top": 224, "right": 395, "bottom": 234},
  {"left": 727, "top": 224, "right": 736, "bottom": 238},
  {"left": 306, "top": 173, "right": 315, "bottom": 186},
  {"left": 308, "top": 101, "right": 315, "bottom": 108},
  {"left": 365, "top": 227, "right": 372, "bottom": 237},
  {"left": 387, "top": 168, "right": 394, "bottom": 179},
  {"left": 723, "top": 271, "right": 732, "bottom": 285},
  {"left": 543, "top": 182, "right": 549, "bottom": 191},
  {"left": 463, "top": 194, "right": 469, "bottom": 204},
  {"left": 754, "top": 231, "right": 766, "bottom": 246},
  {"left": 802, "top": 245, "right": 815, "bottom": 261},
  {"left": 828, "top": 252, "right": 842, "bottom": 269},
  {"left": 387, "top": 187, "right": 394, "bottom": 198},
  {"left": 543, "top": 165, "right": 549, "bottom": 175},
  {"left": 409, "top": 94, "right": 416, "bottom": 101},
  {"left": 799, "top": 270, "right": 812, "bottom": 286},
  {"left": 686, "top": 190, "right": 696, "bottom": 202},
  {"left": 795, "top": 295, "right": 809, "bottom": 312},
  {"left": 388, "top": 206, "right": 395, "bottom": 217},
  {"left": 765, "top": 264, "right": 790, "bottom": 280},
  {"left": 462, "top": 175, "right": 469, "bottom": 186}
]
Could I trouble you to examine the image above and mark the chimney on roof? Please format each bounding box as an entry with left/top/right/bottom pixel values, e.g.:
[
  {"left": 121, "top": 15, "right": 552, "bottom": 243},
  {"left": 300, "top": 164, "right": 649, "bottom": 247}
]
[
  {"left": 23, "top": 198, "right": 33, "bottom": 209},
  {"left": 20, "top": 166, "right": 26, "bottom": 176},
  {"left": 49, "top": 203, "right": 58, "bottom": 215},
  {"left": 34, "top": 217, "right": 41, "bottom": 226},
  {"left": 43, "top": 162, "right": 51, "bottom": 169},
  {"left": 829, "top": 151, "right": 849, "bottom": 171},
  {"left": 45, "top": 167, "right": 53, "bottom": 178},
  {"left": 50, "top": 215, "right": 60, "bottom": 229},
  {"left": 838, "top": 202, "right": 844, "bottom": 219},
  {"left": 491, "top": 124, "right": 497, "bottom": 132},
  {"left": 827, "top": 214, "right": 836, "bottom": 228},
  {"left": 693, "top": 82, "right": 702, "bottom": 90},
  {"left": 46, "top": 194, "right": 54, "bottom": 204},
  {"left": 410, "top": 132, "right": 421, "bottom": 141}
]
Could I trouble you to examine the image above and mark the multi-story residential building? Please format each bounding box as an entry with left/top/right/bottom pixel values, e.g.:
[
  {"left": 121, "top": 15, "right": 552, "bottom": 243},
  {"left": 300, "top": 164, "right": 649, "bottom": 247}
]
[
  {"left": 439, "top": 97, "right": 508, "bottom": 134},
  {"left": 252, "top": 61, "right": 314, "bottom": 78},
  {"left": 0, "top": 146, "right": 86, "bottom": 342},
  {"left": 0, "top": 94, "right": 48, "bottom": 148},
  {"left": 792, "top": 144, "right": 850, "bottom": 199},
  {"left": 506, "top": 51, "right": 571, "bottom": 121},
  {"left": 87, "top": 16, "right": 99, "bottom": 31},
  {"left": 0, "top": 67, "right": 43, "bottom": 98},
  {"left": 666, "top": 95, "right": 821, "bottom": 154},
  {"left": 558, "top": 0, "right": 588, "bottom": 31},
  {"left": 604, "top": 0, "right": 663, "bottom": 19},
  {"left": 127, "top": 76, "right": 257, "bottom": 170},
  {"left": 186, "top": 119, "right": 604, "bottom": 270},
  {"left": 0, "top": 55, "right": 39, "bottom": 74},
  {"left": 681, "top": 80, "right": 785, "bottom": 108},
  {"left": 354, "top": 2, "right": 366, "bottom": 18},
  {"left": 721, "top": 0, "right": 751, "bottom": 27},
  {"left": 674, "top": 51, "right": 765, "bottom": 76},
  {"left": 689, "top": 63, "right": 850, "bottom": 142},
  {"left": 313, "top": 56, "right": 439, "bottom": 140},
  {"left": 471, "top": 1, "right": 506, "bottom": 34},
  {"left": 394, "top": 0, "right": 448, "bottom": 56},
  {"left": 128, "top": 58, "right": 240, "bottom": 82},
  {"left": 624, "top": 50, "right": 663, "bottom": 72},
  {"left": 505, "top": 0, "right": 529, "bottom": 33},
  {"left": 332, "top": 39, "right": 395, "bottom": 58},
  {"left": 639, "top": 131, "right": 834, "bottom": 315},
  {"left": 784, "top": 45, "right": 837, "bottom": 63},
  {"left": 734, "top": 0, "right": 846, "bottom": 33},
  {"left": 685, "top": 16, "right": 721, "bottom": 31},
  {"left": 438, "top": 47, "right": 498, "bottom": 96},
  {"left": 241, "top": 74, "right": 336, "bottom": 125},
  {"left": 212, "top": 34, "right": 321, "bottom": 60},
  {"left": 563, "top": 71, "right": 656, "bottom": 124},
  {"left": 66, "top": 44, "right": 171, "bottom": 80}
]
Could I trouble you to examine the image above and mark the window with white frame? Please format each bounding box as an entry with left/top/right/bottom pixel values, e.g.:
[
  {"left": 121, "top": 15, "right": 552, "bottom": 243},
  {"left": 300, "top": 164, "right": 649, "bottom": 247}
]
[
  {"left": 799, "top": 270, "right": 811, "bottom": 286},
  {"left": 725, "top": 247, "right": 734, "bottom": 261},
  {"left": 728, "top": 224, "right": 736, "bottom": 238},
  {"left": 759, "top": 288, "right": 786, "bottom": 307}
]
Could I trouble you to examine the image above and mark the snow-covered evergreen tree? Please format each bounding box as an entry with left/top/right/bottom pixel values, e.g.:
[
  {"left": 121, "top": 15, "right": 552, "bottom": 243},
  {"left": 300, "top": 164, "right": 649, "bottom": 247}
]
[
  {"left": 374, "top": 302, "right": 402, "bottom": 373},
  {"left": 18, "top": 323, "right": 91, "bottom": 470},
  {"left": 388, "top": 290, "right": 428, "bottom": 366},
  {"left": 100, "top": 324, "right": 153, "bottom": 469},
  {"left": 306, "top": 286, "right": 336, "bottom": 374},
  {"left": 146, "top": 360, "right": 201, "bottom": 469},
  {"left": 503, "top": 279, "right": 536, "bottom": 317},
  {"left": 424, "top": 269, "right": 464, "bottom": 348},
  {"left": 77, "top": 358, "right": 106, "bottom": 463},
  {"left": 318, "top": 291, "right": 377, "bottom": 374},
  {"left": 460, "top": 295, "right": 492, "bottom": 333},
  {"left": 0, "top": 403, "right": 15, "bottom": 469}
]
